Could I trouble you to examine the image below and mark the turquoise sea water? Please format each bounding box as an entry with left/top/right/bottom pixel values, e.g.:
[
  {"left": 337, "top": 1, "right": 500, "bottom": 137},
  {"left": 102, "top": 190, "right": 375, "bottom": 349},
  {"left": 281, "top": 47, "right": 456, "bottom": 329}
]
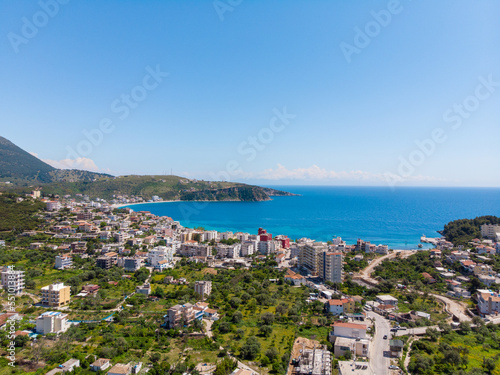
[{"left": 123, "top": 186, "right": 500, "bottom": 249}]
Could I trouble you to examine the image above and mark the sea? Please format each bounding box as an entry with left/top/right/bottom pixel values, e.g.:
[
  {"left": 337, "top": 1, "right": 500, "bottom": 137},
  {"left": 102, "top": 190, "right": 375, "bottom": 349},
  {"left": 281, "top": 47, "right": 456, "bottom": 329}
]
[{"left": 122, "top": 186, "right": 500, "bottom": 249}]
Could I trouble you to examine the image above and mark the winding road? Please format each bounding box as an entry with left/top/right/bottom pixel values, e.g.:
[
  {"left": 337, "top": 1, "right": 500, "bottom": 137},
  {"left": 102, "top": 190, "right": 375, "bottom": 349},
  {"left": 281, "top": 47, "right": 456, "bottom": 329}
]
[{"left": 367, "top": 311, "right": 391, "bottom": 375}]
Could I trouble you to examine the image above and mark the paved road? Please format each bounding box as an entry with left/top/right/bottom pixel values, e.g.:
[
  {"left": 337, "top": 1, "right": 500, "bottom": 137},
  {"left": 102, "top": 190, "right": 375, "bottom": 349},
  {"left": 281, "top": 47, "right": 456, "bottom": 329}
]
[
  {"left": 367, "top": 311, "right": 391, "bottom": 375},
  {"left": 393, "top": 325, "right": 438, "bottom": 336},
  {"left": 430, "top": 293, "right": 471, "bottom": 322}
]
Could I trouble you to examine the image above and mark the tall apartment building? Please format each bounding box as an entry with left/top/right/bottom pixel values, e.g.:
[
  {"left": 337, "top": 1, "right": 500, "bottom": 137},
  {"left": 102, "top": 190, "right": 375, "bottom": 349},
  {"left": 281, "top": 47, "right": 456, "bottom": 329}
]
[
  {"left": 220, "top": 231, "right": 234, "bottom": 240},
  {"left": 165, "top": 303, "right": 196, "bottom": 329},
  {"left": 241, "top": 241, "right": 255, "bottom": 256},
  {"left": 202, "top": 231, "right": 218, "bottom": 242},
  {"left": 119, "top": 257, "right": 143, "bottom": 272},
  {"left": 235, "top": 232, "right": 249, "bottom": 241},
  {"left": 320, "top": 252, "right": 343, "bottom": 283},
  {"left": 481, "top": 224, "right": 500, "bottom": 240},
  {"left": 258, "top": 240, "right": 276, "bottom": 255},
  {"left": 77, "top": 211, "right": 94, "bottom": 220},
  {"left": 113, "top": 232, "right": 129, "bottom": 243},
  {"left": 194, "top": 280, "right": 212, "bottom": 300},
  {"left": 55, "top": 255, "right": 73, "bottom": 270},
  {"left": 179, "top": 243, "right": 211, "bottom": 257},
  {"left": 36, "top": 311, "right": 69, "bottom": 334},
  {"left": 1, "top": 266, "right": 25, "bottom": 295},
  {"left": 299, "top": 243, "right": 343, "bottom": 283},
  {"left": 299, "top": 242, "right": 328, "bottom": 276},
  {"left": 215, "top": 244, "right": 241, "bottom": 258},
  {"left": 41, "top": 283, "right": 71, "bottom": 307},
  {"left": 96, "top": 256, "right": 113, "bottom": 269},
  {"left": 148, "top": 247, "right": 166, "bottom": 266}
]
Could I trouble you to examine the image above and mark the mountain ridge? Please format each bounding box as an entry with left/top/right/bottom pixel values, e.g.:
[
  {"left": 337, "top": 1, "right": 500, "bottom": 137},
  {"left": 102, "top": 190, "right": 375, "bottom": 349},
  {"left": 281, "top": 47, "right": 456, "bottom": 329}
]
[{"left": 0, "top": 136, "right": 295, "bottom": 202}]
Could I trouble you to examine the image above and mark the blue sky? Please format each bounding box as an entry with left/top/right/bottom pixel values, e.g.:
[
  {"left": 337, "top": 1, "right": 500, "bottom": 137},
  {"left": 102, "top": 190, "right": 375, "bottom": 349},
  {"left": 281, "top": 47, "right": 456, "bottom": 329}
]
[{"left": 1, "top": 0, "right": 499, "bottom": 186}]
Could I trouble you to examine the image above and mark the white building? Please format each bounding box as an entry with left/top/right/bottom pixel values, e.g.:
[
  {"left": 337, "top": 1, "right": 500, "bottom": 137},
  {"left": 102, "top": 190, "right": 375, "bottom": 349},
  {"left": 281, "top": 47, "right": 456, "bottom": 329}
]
[
  {"left": 477, "top": 290, "right": 500, "bottom": 315},
  {"left": 1, "top": 266, "right": 25, "bottom": 295},
  {"left": 331, "top": 236, "right": 344, "bottom": 246},
  {"left": 478, "top": 274, "right": 499, "bottom": 287},
  {"left": 481, "top": 224, "right": 500, "bottom": 240},
  {"left": 202, "top": 231, "right": 218, "bottom": 242},
  {"left": 36, "top": 311, "right": 69, "bottom": 334},
  {"left": 148, "top": 246, "right": 174, "bottom": 268},
  {"left": 376, "top": 295, "right": 398, "bottom": 306},
  {"left": 320, "top": 252, "right": 343, "bottom": 283},
  {"left": 332, "top": 322, "right": 367, "bottom": 339},
  {"left": 334, "top": 336, "right": 370, "bottom": 358},
  {"left": 136, "top": 284, "right": 151, "bottom": 295},
  {"left": 235, "top": 232, "right": 249, "bottom": 241},
  {"left": 258, "top": 240, "right": 276, "bottom": 255},
  {"left": 215, "top": 244, "right": 241, "bottom": 258},
  {"left": 376, "top": 245, "right": 389, "bottom": 254},
  {"left": 114, "top": 232, "right": 129, "bottom": 243},
  {"left": 55, "top": 255, "right": 72, "bottom": 270},
  {"left": 241, "top": 241, "right": 255, "bottom": 257},
  {"left": 194, "top": 280, "right": 212, "bottom": 300},
  {"left": 46, "top": 201, "right": 61, "bottom": 211},
  {"left": 220, "top": 231, "right": 234, "bottom": 240}
]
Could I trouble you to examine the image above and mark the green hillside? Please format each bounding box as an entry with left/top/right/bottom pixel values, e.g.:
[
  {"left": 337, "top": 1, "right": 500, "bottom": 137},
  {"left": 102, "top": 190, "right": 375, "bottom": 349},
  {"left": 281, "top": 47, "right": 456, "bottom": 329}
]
[
  {"left": 0, "top": 136, "right": 294, "bottom": 202},
  {"left": 0, "top": 136, "right": 111, "bottom": 184},
  {"left": 441, "top": 215, "right": 500, "bottom": 245},
  {"left": 0, "top": 136, "right": 55, "bottom": 182},
  {"left": 0, "top": 193, "right": 45, "bottom": 232},
  {"left": 34, "top": 175, "right": 292, "bottom": 201}
]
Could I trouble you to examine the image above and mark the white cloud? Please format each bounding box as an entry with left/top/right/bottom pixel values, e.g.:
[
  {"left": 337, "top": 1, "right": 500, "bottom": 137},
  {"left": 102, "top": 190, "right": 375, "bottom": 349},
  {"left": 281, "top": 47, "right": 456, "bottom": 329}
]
[
  {"left": 42, "top": 157, "right": 101, "bottom": 172},
  {"left": 232, "top": 164, "right": 445, "bottom": 184}
]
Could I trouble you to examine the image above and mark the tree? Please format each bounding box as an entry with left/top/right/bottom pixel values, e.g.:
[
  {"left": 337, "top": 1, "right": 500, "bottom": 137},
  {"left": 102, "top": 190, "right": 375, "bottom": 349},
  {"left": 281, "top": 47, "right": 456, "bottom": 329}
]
[
  {"left": 265, "top": 347, "right": 279, "bottom": 362},
  {"left": 259, "top": 325, "right": 273, "bottom": 337},
  {"left": 409, "top": 354, "right": 434, "bottom": 374},
  {"left": 232, "top": 311, "right": 242, "bottom": 324},
  {"left": 378, "top": 280, "right": 394, "bottom": 293},
  {"left": 214, "top": 357, "right": 237, "bottom": 375},
  {"left": 483, "top": 357, "right": 497, "bottom": 373},
  {"left": 236, "top": 328, "right": 245, "bottom": 339},
  {"left": 438, "top": 321, "right": 452, "bottom": 335},
  {"left": 240, "top": 336, "right": 261, "bottom": 360},
  {"left": 426, "top": 327, "right": 440, "bottom": 342},
  {"left": 230, "top": 297, "right": 241, "bottom": 308},
  {"left": 150, "top": 352, "right": 161, "bottom": 363},
  {"left": 193, "top": 318, "right": 203, "bottom": 332},
  {"left": 459, "top": 321, "right": 471, "bottom": 334},
  {"left": 218, "top": 322, "right": 231, "bottom": 334},
  {"left": 275, "top": 302, "right": 288, "bottom": 315},
  {"left": 261, "top": 312, "right": 275, "bottom": 325}
]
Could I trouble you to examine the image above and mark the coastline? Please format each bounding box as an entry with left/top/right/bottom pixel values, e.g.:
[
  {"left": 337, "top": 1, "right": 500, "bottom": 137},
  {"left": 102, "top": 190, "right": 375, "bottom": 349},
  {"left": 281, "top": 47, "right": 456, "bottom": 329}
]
[
  {"left": 114, "top": 198, "right": 273, "bottom": 209},
  {"left": 113, "top": 200, "right": 434, "bottom": 250}
]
